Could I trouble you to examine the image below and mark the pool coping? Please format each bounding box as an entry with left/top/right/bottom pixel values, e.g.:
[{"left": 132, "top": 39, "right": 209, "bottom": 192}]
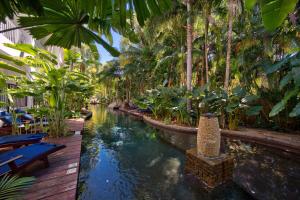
[{"left": 119, "top": 107, "right": 300, "bottom": 155}]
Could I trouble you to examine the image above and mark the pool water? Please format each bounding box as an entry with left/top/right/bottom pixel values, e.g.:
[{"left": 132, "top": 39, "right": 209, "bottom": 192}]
[{"left": 78, "top": 106, "right": 300, "bottom": 200}]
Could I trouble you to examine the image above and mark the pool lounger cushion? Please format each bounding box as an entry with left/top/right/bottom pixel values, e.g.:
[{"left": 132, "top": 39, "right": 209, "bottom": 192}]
[
  {"left": 0, "top": 133, "right": 48, "bottom": 148},
  {"left": 0, "top": 142, "right": 66, "bottom": 176},
  {"left": 21, "top": 113, "right": 34, "bottom": 121},
  {"left": 0, "top": 115, "right": 22, "bottom": 126}
]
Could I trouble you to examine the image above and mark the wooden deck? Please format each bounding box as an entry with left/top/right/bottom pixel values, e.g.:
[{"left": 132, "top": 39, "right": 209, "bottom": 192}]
[
  {"left": 66, "top": 118, "right": 85, "bottom": 133},
  {"left": 23, "top": 119, "right": 85, "bottom": 200}
]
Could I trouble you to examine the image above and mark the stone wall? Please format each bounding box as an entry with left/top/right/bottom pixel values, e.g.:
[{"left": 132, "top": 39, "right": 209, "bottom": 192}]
[{"left": 185, "top": 148, "right": 234, "bottom": 188}]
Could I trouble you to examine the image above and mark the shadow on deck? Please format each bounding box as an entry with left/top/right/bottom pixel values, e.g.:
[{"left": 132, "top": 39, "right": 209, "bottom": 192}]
[{"left": 23, "top": 119, "right": 84, "bottom": 200}]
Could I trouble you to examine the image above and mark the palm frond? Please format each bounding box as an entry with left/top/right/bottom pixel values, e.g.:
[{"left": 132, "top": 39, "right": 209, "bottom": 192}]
[
  {"left": 0, "top": 175, "right": 35, "bottom": 200},
  {"left": 0, "top": 61, "right": 26, "bottom": 75}
]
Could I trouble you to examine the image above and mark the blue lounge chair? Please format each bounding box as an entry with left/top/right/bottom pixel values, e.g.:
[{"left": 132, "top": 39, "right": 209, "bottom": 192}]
[
  {"left": 0, "top": 114, "right": 23, "bottom": 126},
  {"left": 15, "top": 108, "right": 26, "bottom": 114},
  {"left": 0, "top": 143, "right": 66, "bottom": 176},
  {"left": 0, "top": 133, "right": 47, "bottom": 148},
  {"left": 0, "top": 109, "right": 35, "bottom": 125}
]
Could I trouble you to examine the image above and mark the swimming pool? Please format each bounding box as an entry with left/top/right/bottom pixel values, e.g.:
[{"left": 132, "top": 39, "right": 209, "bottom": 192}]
[{"left": 78, "top": 106, "right": 299, "bottom": 200}]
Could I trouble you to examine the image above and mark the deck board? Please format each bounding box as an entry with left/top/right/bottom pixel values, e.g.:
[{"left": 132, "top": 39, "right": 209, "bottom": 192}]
[{"left": 23, "top": 119, "right": 84, "bottom": 200}]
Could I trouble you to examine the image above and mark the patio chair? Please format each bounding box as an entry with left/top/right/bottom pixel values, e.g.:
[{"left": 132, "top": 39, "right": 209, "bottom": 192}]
[
  {"left": 0, "top": 142, "right": 66, "bottom": 176},
  {"left": 0, "top": 133, "right": 47, "bottom": 148}
]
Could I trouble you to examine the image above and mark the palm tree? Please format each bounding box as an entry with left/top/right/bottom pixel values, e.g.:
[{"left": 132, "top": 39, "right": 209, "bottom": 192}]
[
  {"left": 203, "top": 2, "right": 211, "bottom": 84},
  {"left": 186, "top": 0, "right": 193, "bottom": 111},
  {"left": 224, "top": 0, "right": 234, "bottom": 91},
  {"left": 0, "top": 0, "right": 172, "bottom": 57}
]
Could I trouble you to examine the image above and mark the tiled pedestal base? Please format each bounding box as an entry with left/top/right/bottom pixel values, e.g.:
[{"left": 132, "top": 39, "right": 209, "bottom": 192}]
[{"left": 185, "top": 148, "right": 234, "bottom": 188}]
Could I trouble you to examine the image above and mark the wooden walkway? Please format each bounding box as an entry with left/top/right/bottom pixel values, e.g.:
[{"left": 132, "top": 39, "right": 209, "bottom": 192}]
[
  {"left": 23, "top": 119, "right": 85, "bottom": 200},
  {"left": 66, "top": 118, "right": 85, "bottom": 133}
]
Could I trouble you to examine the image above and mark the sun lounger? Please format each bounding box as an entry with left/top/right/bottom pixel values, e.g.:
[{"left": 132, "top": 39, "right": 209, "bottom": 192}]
[
  {"left": 0, "top": 142, "right": 65, "bottom": 176},
  {"left": 0, "top": 133, "right": 47, "bottom": 148}
]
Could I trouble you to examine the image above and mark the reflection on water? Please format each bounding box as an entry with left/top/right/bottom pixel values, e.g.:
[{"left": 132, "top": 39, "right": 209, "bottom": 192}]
[{"left": 78, "top": 106, "right": 300, "bottom": 200}]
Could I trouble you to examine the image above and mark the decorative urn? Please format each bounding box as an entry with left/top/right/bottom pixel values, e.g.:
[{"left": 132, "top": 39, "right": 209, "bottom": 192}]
[{"left": 197, "top": 113, "right": 221, "bottom": 158}]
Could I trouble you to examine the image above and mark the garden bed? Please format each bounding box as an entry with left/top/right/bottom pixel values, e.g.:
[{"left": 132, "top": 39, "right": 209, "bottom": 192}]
[{"left": 119, "top": 108, "right": 300, "bottom": 155}]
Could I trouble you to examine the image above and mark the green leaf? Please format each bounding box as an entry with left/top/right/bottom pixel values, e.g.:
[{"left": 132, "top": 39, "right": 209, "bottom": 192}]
[
  {"left": 0, "top": 101, "right": 6, "bottom": 107},
  {"left": 0, "top": 78, "right": 6, "bottom": 88},
  {"left": 279, "top": 71, "right": 293, "bottom": 90},
  {"left": 269, "top": 101, "right": 285, "bottom": 117},
  {"left": 132, "top": 0, "right": 150, "bottom": 26},
  {"left": 0, "top": 61, "right": 26, "bottom": 75},
  {"left": 246, "top": 105, "right": 263, "bottom": 116},
  {"left": 4, "top": 43, "right": 37, "bottom": 56},
  {"left": 269, "top": 88, "right": 299, "bottom": 117},
  {"left": 241, "top": 95, "right": 260, "bottom": 103},
  {"left": 292, "top": 67, "right": 300, "bottom": 86},
  {"left": 49, "top": 93, "right": 56, "bottom": 107},
  {"left": 7, "top": 93, "right": 13, "bottom": 103},
  {"left": 290, "top": 58, "right": 300, "bottom": 66},
  {"left": 119, "top": 0, "right": 126, "bottom": 29},
  {"left": 245, "top": 0, "right": 257, "bottom": 10},
  {"left": 289, "top": 103, "right": 300, "bottom": 117},
  {"left": 147, "top": 0, "right": 161, "bottom": 15},
  {"left": 0, "top": 53, "right": 25, "bottom": 66},
  {"left": 0, "top": 175, "right": 35, "bottom": 200},
  {"left": 260, "top": 0, "right": 298, "bottom": 31},
  {"left": 0, "top": 0, "right": 43, "bottom": 22},
  {"left": 264, "top": 54, "right": 291, "bottom": 74}
]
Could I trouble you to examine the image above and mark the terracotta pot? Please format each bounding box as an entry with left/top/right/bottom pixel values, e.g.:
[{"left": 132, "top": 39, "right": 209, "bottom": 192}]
[{"left": 197, "top": 113, "right": 221, "bottom": 158}]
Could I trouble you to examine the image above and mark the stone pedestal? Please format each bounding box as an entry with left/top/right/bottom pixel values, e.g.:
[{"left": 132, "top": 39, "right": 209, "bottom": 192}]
[
  {"left": 197, "top": 115, "right": 221, "bottom": 157},
  {"left": 185, "top": 148, "right": 234, "bottom": 188}
]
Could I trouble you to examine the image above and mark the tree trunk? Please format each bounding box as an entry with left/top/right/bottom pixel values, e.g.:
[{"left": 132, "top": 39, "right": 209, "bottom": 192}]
[
  {"left": 201, "top": 56, "right": 205, "bottom": 86},
  {"left": 186, "top": 0, "right": 193, "bottom": 111},
  {"left": 204, "top": 3, "right": 211, "bottom": 83},
  {"left": 196, "top": 60, "right": 201, "bottom": 85},
  {"left": 224, "top": 0, "right": 233, "bottom": 91}
]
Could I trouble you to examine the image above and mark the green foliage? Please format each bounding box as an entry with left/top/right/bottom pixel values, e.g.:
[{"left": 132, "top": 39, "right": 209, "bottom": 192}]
[
  {"left": 0, "top": 175, "right": 35, "bottom": 200},
  {"left": 0, "top": 0, "right": 172, "bottom": 57},
  {"left": 0, "top": 62, "right": 26, "bottom": 75},
  {"left": 198, "top": 85, "right": 261, "bottom": 117},
  {"left": 134, "top": 87, "right": 192, "bottom": 125},
  {"left": 0, "top": 0, "right": 43, "bottom": 22},
  {"left": 0, "top": 44, "right": 94, "bottom": 137},
  {"left": 267, "top": 52, "right": 300, "bottom": 117},
  {"left": 246, "top": 0, "right": 298, "bottom": 31}
]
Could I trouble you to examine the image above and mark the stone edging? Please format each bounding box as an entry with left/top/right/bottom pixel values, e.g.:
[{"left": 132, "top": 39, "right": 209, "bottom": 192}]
[
  {"left": 143, "top": 115, "right": 197, "bottom": 134},
  {"left": 118, "top": 108, "right": 300, "bottom": 155}
]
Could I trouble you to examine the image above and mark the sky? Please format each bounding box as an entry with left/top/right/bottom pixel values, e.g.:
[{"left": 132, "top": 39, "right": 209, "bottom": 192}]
[{"left": 96, "top": 30, "right": 122, "bottom": 63}]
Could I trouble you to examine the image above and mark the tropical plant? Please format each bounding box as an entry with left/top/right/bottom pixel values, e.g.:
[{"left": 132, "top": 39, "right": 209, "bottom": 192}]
[
  {"left": 96, "top": 0, "right": 299, "bottom": 131},
  {"left": 0, "top": 0, "right": 172, "bottom": 57},
  {"left": 198, "top": 85, "right": 262, "bottom": 129},
  {"left": 0, "top": 175, "right": 35, "bottom": 200},
  {"left": 266, "top": 52, "right": 300, "bottom": 118},
  {"left": 0, "top": 44, "right": 93, "bottom": 137},
  {"left": 245, "top": 0, "right": 298, "bottom": 31}
]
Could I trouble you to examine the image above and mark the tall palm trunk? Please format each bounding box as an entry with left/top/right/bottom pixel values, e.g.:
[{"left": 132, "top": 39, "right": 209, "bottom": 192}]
[
  {"left": 224, "top": 0, "right": 233, "bottom": 91},
  {"left": 186, "top": 0, "right": 193, "bottom": 111},
  {"left": 204, "top": 3, "right": 211, "bottom": 83}
]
